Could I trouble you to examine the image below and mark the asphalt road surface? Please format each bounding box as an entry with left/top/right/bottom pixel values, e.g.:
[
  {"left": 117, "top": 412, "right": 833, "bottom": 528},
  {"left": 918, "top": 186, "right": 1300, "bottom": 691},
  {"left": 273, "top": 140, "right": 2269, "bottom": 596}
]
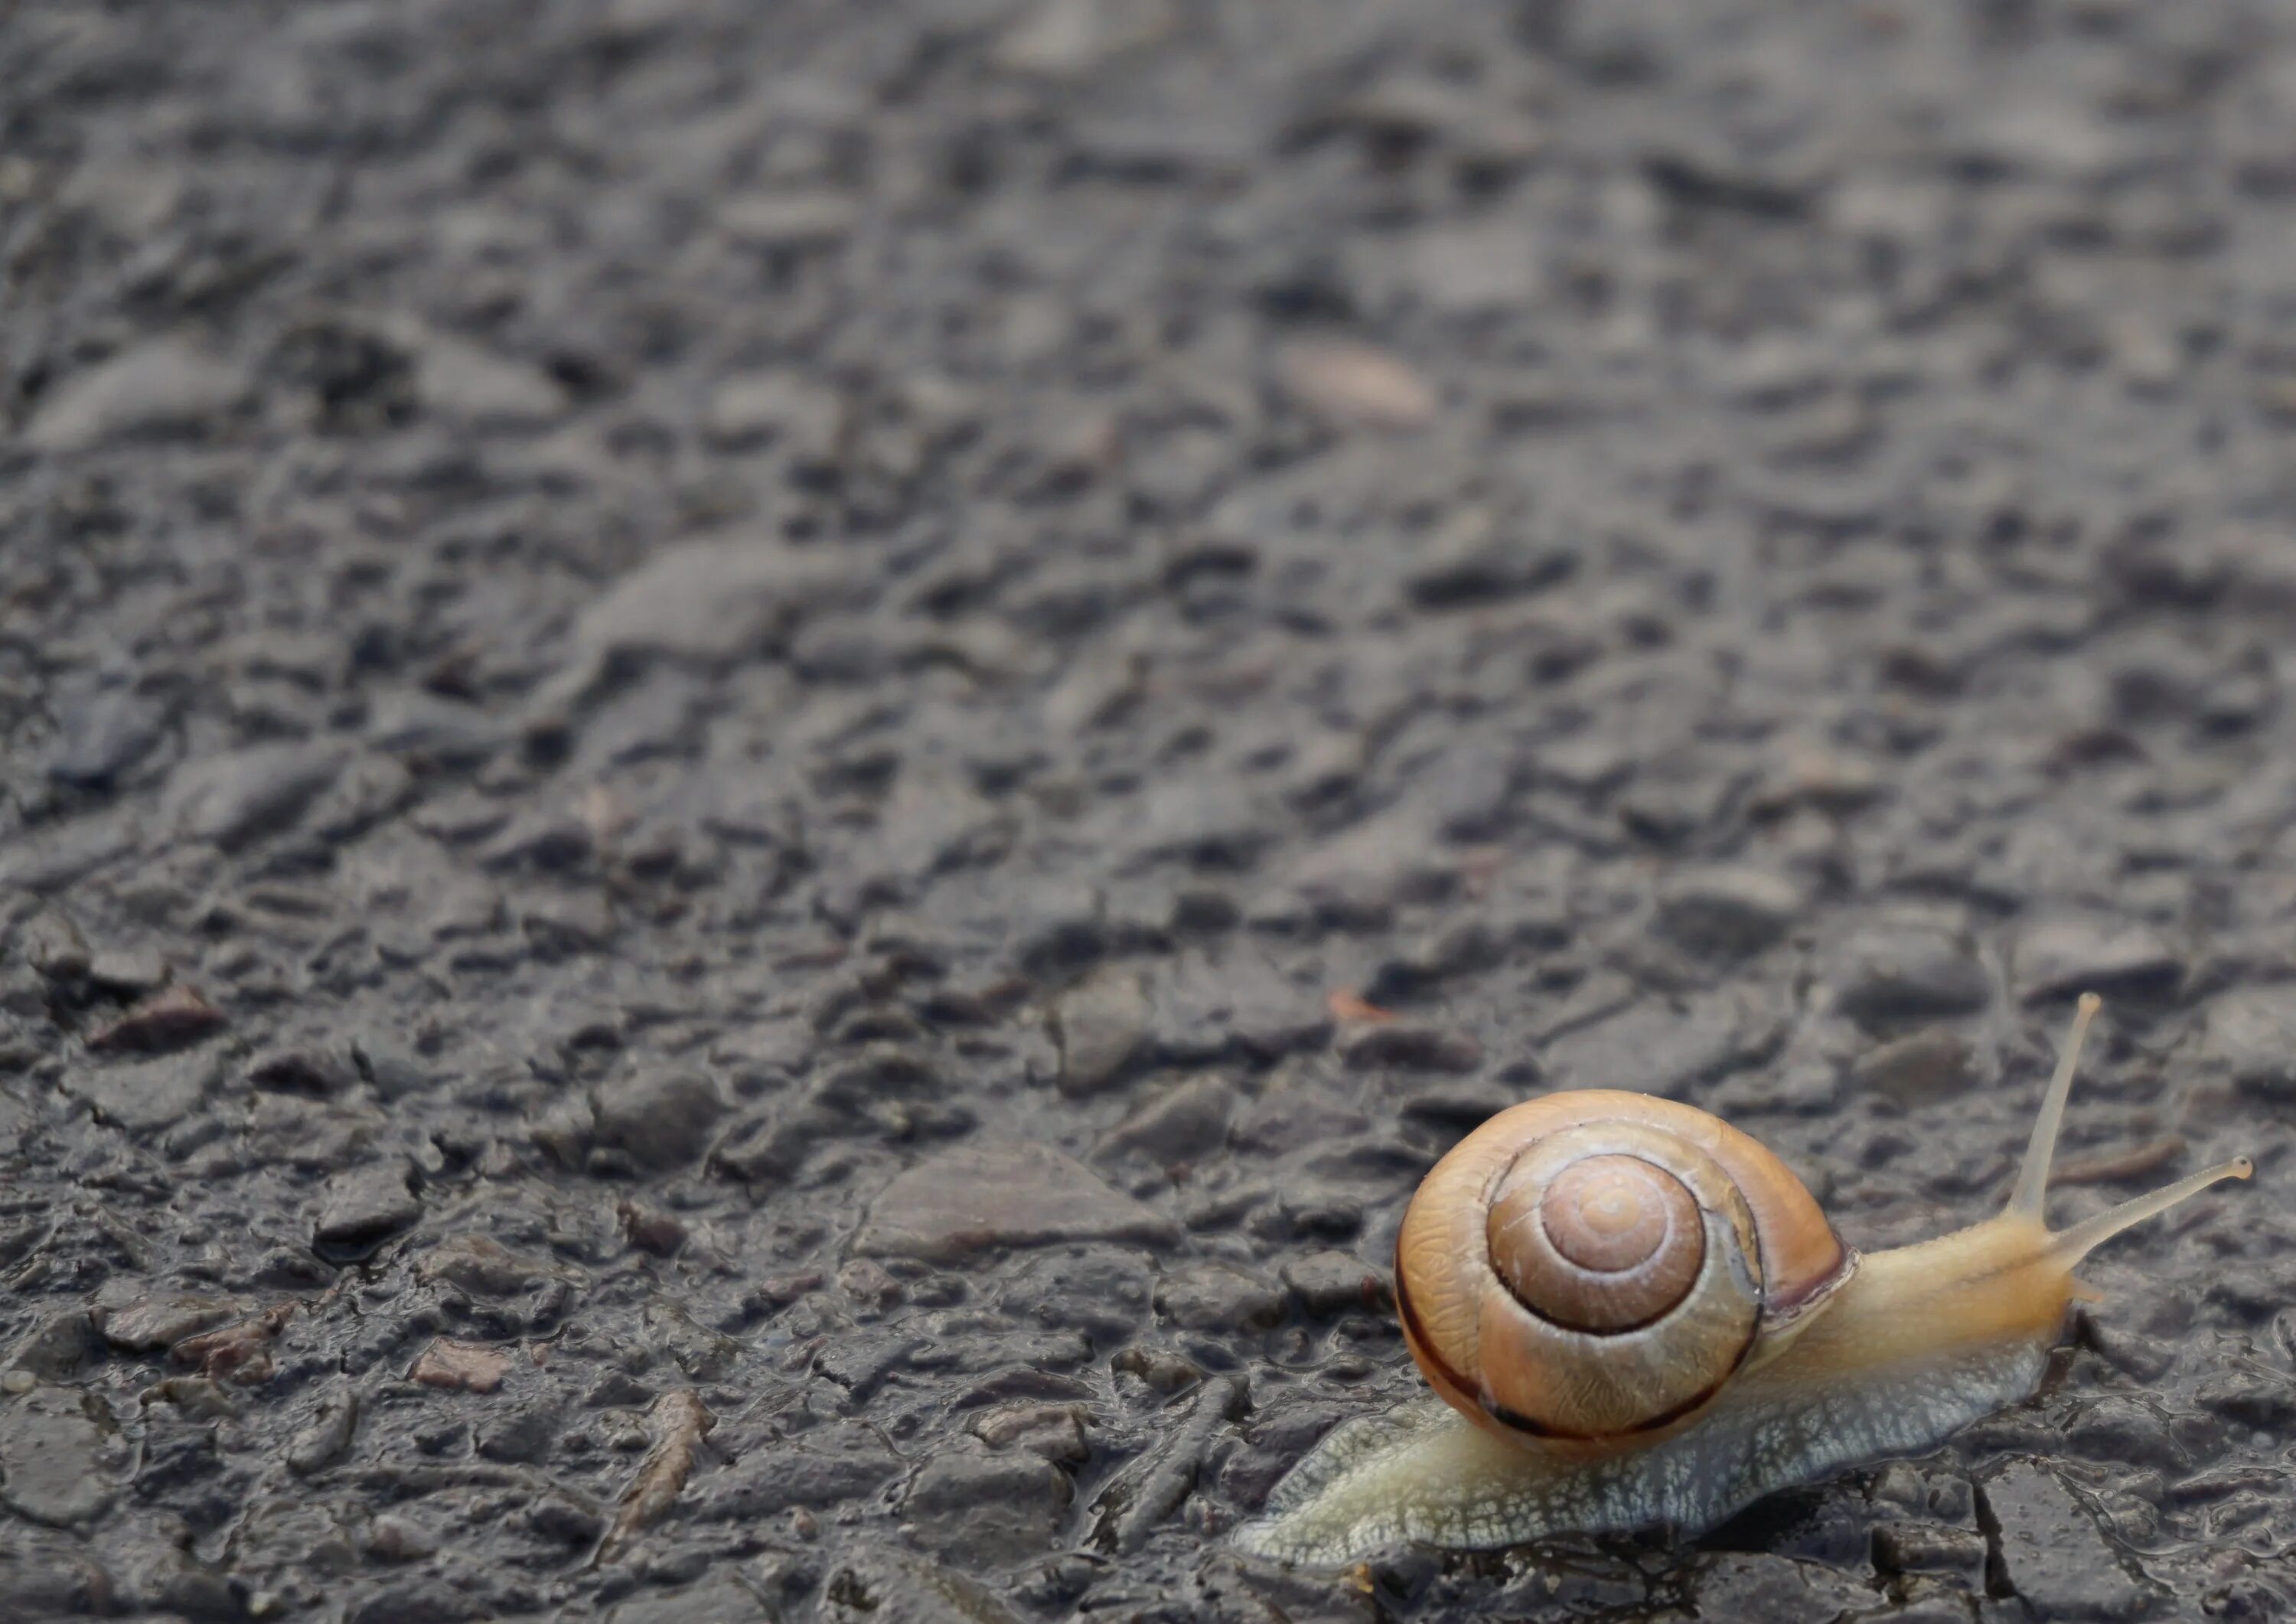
[{"left": 5, "top": 2, "right": 2295, "bottom": 1619}]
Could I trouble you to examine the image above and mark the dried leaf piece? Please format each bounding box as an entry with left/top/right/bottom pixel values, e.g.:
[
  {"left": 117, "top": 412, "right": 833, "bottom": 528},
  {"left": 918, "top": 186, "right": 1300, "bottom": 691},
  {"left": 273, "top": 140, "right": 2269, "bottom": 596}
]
[
  {"left": 1326, "top": 989, "right": 1396, "bottom": 1024},
  {"left": 173, "top": 1304, "right": 293, "bottom": 1384},
  {"left": 408, "top": 1337, "right": 511, "bottom": 1394},
  {"left": 598, "top": 1388, "right": 714, "bottom": 1562},
  {"left": 2052, "top": 1136, "right": 2187, "bottom": 1188},
  {"left": 86, "top": 985, "right": 225, "bottom": 1054}
]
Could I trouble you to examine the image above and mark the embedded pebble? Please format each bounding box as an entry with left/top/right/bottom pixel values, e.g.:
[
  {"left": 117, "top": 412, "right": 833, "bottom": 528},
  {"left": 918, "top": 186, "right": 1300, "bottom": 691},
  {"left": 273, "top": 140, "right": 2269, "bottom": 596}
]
[
  {"left": 2204, "top": 990, "right": 2296, "bottom": 1101},
  {"left": 1094, "top": 1074, "right": 1235, "bottom": 1164},
  {"left": 1277, "top": 338, "right": 1439, "bottom": 432},
  {"left": 566, "top": 536, "right": 861, "bottom": 672},
  {"left": 364, "top": 1513, "right": 440, "bottom": 1561},
  {"left": 161, "top": 739, "right": 350, "bottom": 848},
  {"left": 413, "top": 334, "right": 569, "bottom": 427},
  {"left": 20, "top": 908, "right": 91, "bottom": 981},
  {"left": 2064, "top": 1397, "right": 2187, "bottom": 1473},
  {"left": 1982, "top": 1463, "right": 2156, "bottom": 1618},
  {"left": 1280, "top": 1251, "right": 1384, "bottom": 1317},
  {"left": 25, "top": 340, "right": 244, "bottom": 451},
  {"left": 1153, "top": 1261, "right": 1286, "bottom": 1332},
  {"left": 970, "top": 1402, "right": 1091, "bottom": 1465},
  {"left": 408, "top": 1339, "right": 513, "bottom": 1394},
  {"left": 83, "top": 947, "right": 169, "bottom": 996},
  {"left": 1540, "top": 995, "right": 1747, "bottom": 1096},
  {"left": 1870, "top": 1523, "right": 1988, "bottom": 1580},
  {"left": 589, "top": 1069, "right": 729, "bottom": 1171},
  {"left": 698, "top": 1422, "right": 902, "bottom": 1520},
  {"left": 94, "top": 1292, "right": 246, "bottom": 1353},
  {"left": 1831, "top": 924, "right": 1992, "bottom": 1026},
  {"left": 819, "top": 1551, "right": 1022, "bottom": 1624},
  {"left": 900, "top": 1438, "right": 1073, "bottom": 1566},
  {"left": 1850, "top": 1026, "right": 1977, "bottom": 1107},
  {"left": 313, "top": 1161, "right": 423, "bottom": 1257},
  {"left": 853, "top": 1142, "right": 1180, "bottom": 1262},
  {"left": 605, "top": 1574, "right": 776, "bottom": 1624},
  {"left": 476, "top": 1398, "right": 562, "bottom": 1464},
  {"left": 1147, "top": 950, "right": 1330, "bottom": 1062},
  {"left": 1653, "top": 864, "right": 1802, "bottom": 959},
  {"left": 703, "top": 370, "right": 848, "bottom": 456},
  {"left": 286, "top": 1389, "right": 360, "bottom": 1474},
  {"left": 2014, "top": 916, "right": 2184, "bottom": 1005},
  {"left": 47, "top": 683, "right": 167, "bottom": 789},
  {"left": 67, "top": 1050, "right": 222, "bottom": 1133},
  {"left": 0, "top": 1388, "right": 124, "bottom": 1526},
  {"left": 1051, "top": 966, "right": 1150, "bottom": 1095}
]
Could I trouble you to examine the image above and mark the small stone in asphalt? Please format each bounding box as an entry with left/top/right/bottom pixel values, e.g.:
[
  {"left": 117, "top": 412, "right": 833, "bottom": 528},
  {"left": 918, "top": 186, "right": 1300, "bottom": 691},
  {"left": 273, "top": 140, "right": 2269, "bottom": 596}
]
[
  {"left": 0, "top": 1387, "right": 124, "bottom": 1526},
  {"left": 1153, "top": 1262, "right": 1287, "bottom": 1332},
  {"left": 819, "top": 1550, "right": 1023, "bottom": 1624},
  {"left": 408, "top": 1339, "right": 512, "bottom": 1394},
  {"left": 47, "top": 682, "right": 167, "bottom": 789},
  {"left": 854, "top": 1141, "right": 1180, "bottom": 1262},
  {"left": 1831, "top": 923, "right": 1992, "bottom": 1026},
  {"left": 1280, "top": 1251, "right": 1385, "bottom": 1317},
  {"left": 589, "top": 1068, "right": 729, "bottom": 1171},
  {"left": 1051, "top": 965, "right": 1150, "bottom": 1096},
  {"left": 1094, "top": 1073, "right": 1235, "bottom": 1165},
  {"left": 1981, "top": 1462, "right": 2154, "bottom": 1618},
  {"left": 161, "top": 739, "right": 349, "bottom": 848},
  {"left": 899, "top": 1438, "right": 1073, "bottom": 1567},
  {"left": 25, "top": 339, "right": 243, "bottom": 452},
  {"left": 1850, "top": 1026, "right": 1977, "bottom": 1107},
  {"left": 2207, "top": 989, "right": 2296, "bottom": 1101},
  {"left": 94, "top": 1293, "right": 247, "bottom": 1353},
  {"left": 313, "top": 1161, "right": 422, "bottom": 1258},
  {"left": 1654, "top": 864, "right": 1802, "bottom": 959},
  {"left": 67, "top": 1051, "right": 220, "bottom": 1134},
  {"left": 2014, "top": 915, "right": 2183, "bottom": 1004},
  {"left": 1277, "top": 337, "right": 1439, "bottom": 432}
]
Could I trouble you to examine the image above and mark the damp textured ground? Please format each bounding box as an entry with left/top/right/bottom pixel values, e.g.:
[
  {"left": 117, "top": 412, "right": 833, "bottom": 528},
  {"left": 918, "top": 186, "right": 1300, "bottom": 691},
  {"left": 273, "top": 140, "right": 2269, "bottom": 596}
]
[{"left": 5, "top": 2, "right": 2296, "bottom": 1620}]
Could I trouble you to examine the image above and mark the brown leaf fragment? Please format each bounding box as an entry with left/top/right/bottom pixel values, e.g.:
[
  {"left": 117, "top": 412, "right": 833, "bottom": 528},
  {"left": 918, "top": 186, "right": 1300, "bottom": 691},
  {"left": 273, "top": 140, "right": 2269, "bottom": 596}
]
[
  {"left": 86, "top": 984, "right": 226, "bottom": 1054},
  {"left": 2051, "top": 1135, "right": 2187, "bottom": 1188},
  {"left": 1325, "top": 989, "right": 1396, "bottom": 1024},
  {"left": 408, "top": 1337, "right": 511, "bottom": 1394},
  {"left": 173, "top": 1304, "right": 292, "bottom": 1384},
  {"left": 598, "top": 1388, "right": 714, "bottom": 1563}
]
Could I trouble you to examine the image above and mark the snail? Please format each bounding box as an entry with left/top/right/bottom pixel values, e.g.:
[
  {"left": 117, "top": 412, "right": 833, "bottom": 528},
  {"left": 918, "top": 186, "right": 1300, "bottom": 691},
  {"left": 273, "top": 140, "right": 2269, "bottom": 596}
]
[{"left": 1234, "top": 994, "right": 2253, "bottom": 1565}]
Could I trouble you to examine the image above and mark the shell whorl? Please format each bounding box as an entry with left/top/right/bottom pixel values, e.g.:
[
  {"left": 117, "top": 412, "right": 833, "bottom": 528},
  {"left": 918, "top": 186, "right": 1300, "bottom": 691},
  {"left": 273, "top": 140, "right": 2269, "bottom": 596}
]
[
  {"left": 1396, "top": 1091, "right": 1851, "bottom": 1443},
  {"left": 1489, "top": 1153, "right": 1706, "bottom": 1332}
]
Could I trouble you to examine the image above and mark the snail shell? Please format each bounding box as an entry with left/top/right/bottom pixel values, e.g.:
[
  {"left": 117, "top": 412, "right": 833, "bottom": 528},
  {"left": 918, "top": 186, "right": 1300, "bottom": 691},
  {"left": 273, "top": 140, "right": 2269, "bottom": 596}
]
[
  {"left": 1395, "top": 1091, "right": 1852, "bottom": 1443},
  {"left": 1234, "top": 995, "right": 2253, "bottom": 1567}
]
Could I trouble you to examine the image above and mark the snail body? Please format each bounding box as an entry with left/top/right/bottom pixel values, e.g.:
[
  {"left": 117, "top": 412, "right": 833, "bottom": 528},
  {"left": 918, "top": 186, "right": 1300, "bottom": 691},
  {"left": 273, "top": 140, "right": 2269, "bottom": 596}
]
[{"left": 1234, "top": 995, "right": 2252, "bottom": 1565}]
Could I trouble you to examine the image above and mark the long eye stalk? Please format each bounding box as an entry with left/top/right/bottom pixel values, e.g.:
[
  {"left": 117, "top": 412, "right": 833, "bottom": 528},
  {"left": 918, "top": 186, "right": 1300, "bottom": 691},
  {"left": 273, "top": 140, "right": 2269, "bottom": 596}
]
[{"left": 2009, "top": 990, "right": 2252, "bottom": 1260}]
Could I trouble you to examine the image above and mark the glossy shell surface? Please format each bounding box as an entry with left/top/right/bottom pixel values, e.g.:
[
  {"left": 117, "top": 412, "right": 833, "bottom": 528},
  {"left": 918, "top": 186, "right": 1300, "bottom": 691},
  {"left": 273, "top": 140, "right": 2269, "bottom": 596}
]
[{"left": 1394, "top": 1090, "right": 1851, "bottom": 1441}]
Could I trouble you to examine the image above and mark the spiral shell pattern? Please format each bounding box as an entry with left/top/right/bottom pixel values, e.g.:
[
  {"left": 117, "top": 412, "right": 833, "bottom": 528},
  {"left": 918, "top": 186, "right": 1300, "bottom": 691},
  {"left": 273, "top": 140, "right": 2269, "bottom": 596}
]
[
  {"left": 1489, "top": 1153, "right": 1705, "bottom": 1332},
  {"left": 1395, "top": 1091, "right": 1851, "bottom": 1443}
]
